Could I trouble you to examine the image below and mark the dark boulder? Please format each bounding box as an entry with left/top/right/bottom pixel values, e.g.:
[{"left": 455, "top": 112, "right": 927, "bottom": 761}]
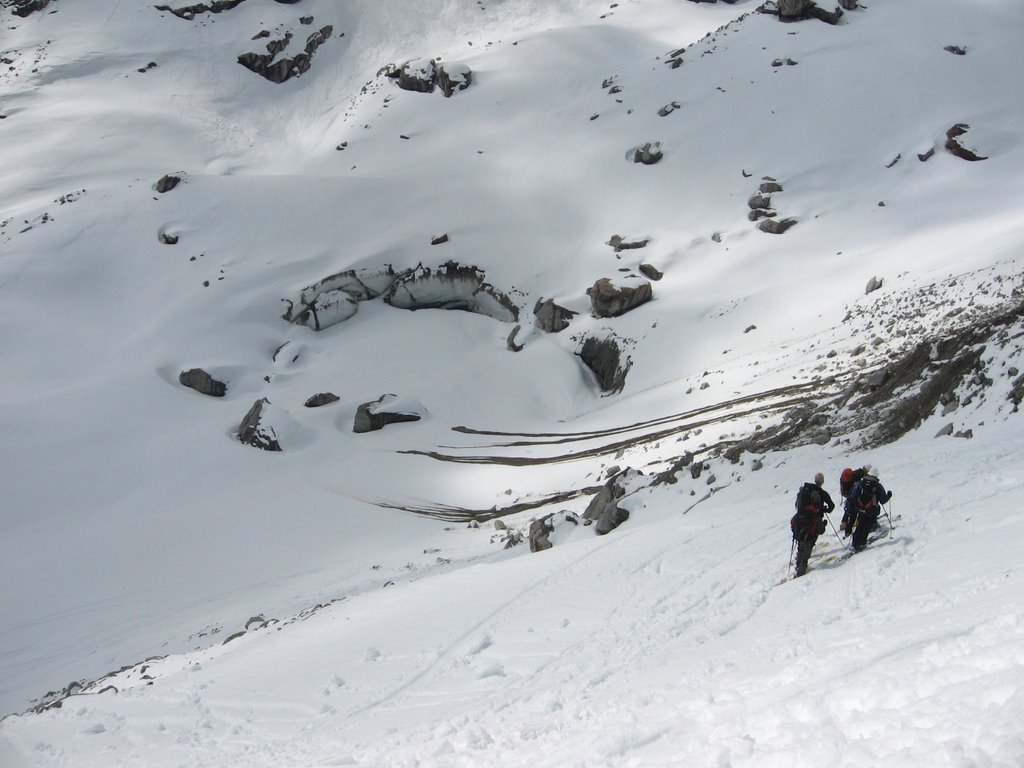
[
  {"left": 607, "top": 234, "right": 649, "bottom": 252},
  {"left": 528, "top": 515, "right": 554, "bottom": 552},
  {"left": 758, "top": 218, "right": 797, "bottom": 234},
  {"left": 587, "top": 277, "right": 652, "bottom": 318},
  {"left": 631, "top": 142, "right": 663, "bottom": 165},
  {"left": 578, "top": 336, "right": 631, "bottom": 394},
  {"left": 304, "top": 392, "right": 340, "bottom": 408},
  {"left": 639, "top": 264, "right": 663, "bottom": 281},
  {"left": 945, "top": 124, "right": 988, "bottom": 161},
  {"left": 10, "top": 0, "right": 54, "bottom": 16},
  {"left": 179, "top": 368, "right": 226, "bottom": 397},
  {"left": 238, "top": 25, "right": 332, "bottom": 83},
  {"left": 353, "top": 394, "right": 424, "bottom": 433},
  {"left": 237, "top": 399, "right": 282, "bottom": 452},
  {"left": 437, "top": 62, "right": 472, "bottom": 97},
  {"left": 155, "top": 174, "right": 182, "bottom": 193}
]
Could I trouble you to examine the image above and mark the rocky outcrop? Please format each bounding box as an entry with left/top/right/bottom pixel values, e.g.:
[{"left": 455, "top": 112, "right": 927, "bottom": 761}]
[
  {"left": 385, "top": 262, "right": 519, "bottom": 323},
  {"left": 353, "top": 394, "right": 425, "bottom": 433},
  {"left": 578, "top": 335, "right": 631, "bottom": 394},
  {"left": 283, "top": 265, "right": 404, "bottom": 331},
  {"left": 865, "top": 276, "right": 884, "bottom": 295},
  {"left": 155, "top": 0, "right": 246, "bottom": 20},
  {"left": 945, "top": 124, "right": 988, "bottom": 162},
  {"left": 528, "top": 515, "right": 554, "bottom": 552},
  {"left": 304, "top": 392, "right": 339, "bottom": 408},
  {"left": 238, "top": 25, "right": 333, "bottom": 83},
  {"left": 587, "top": 278, "right": 652, "bottom": 318},
  {"left": 639, "top": 264, "right": 663, "bottom": 281},
  {"left": 179, "top": 368, "right": 226, "bottom": 397},
  {"left": 384, "top": 59, "right": 473, "bottom": 97},
  {"left": 758, "top": 217, "right": 797, "bottom": 234},
  {"left": 630, "top": 142, "right": 663, "bottom": 165},
  {"left": 770, "top": 0, "right": 844, "bottom": 24},
  {"left": 534, "top": 298, "right": 578, "bottom": 333},
  {"left": 238, "top": 398, "right": 282, "bottom": 452},
  {"left": 607, "top": 235, "right": 649, "bottom": 252},
  {"left": 9, "top": 0, "right": 54, "bottom": 16},
  {"left": 583, "top": 470, "right": 642, "bottom": 535}
]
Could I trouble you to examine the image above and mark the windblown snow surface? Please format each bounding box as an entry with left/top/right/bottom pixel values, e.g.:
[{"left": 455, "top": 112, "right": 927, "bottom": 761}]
[{"left": 1, "top": 0, "right": 1023, "bottom": 765}]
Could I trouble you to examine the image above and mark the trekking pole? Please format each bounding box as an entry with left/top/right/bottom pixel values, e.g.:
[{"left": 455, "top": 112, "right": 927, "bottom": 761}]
[
  {"left": 884, "top": 500, "right": 895, "bottom": 530},
  {"left": 789, "top": 538, "right": 796, "bottom": 575},
  {"left": 826, "top": 514, "right": 844, "bottom": 545}
]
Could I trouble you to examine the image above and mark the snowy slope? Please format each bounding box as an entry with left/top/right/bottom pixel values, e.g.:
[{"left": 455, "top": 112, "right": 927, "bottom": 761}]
[{"left": 1, "top": 0, "right": 1023, "bottom": 764}]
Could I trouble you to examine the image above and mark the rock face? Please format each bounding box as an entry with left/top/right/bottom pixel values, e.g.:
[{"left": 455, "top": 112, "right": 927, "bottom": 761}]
[
  {"left": 155, "top": 1, "right": 247, "bottom": 20},
  {"left": 353, "top": 394, "right": 424, "bottom": 433},
  {"left": 583, "top": 471, "right": 636, "bottom": 535},
  {"left": 238, "top": 25, "right": 333, "bottom": 83},
  {"left": 386, "top": 59, "right": 473, "bottom": 97},
  {"left": 578, "top": 336, "right": 631, "bottom": 394},
  {"left": 283, "top": 265, "right": 404, "bottom": 330},
  {"left": 179, "top": 368, "right": 227, "bottom": 397},
  {"left": 945, "top": 124, "right": 988, "bottom": 161},
  {"left": 9, "top": 0, "right": 54, "bottom": 16},
  {"left": 534, "top": 298, "right": 578, "bottom": 333},
  {"left": 238, "top": 398, "right": 282, "bottom": 452},
  {"left": 385, "top": 261, "right": 519, "bottom": 323},
  {"left": 587, "top": 278, "right": 652, "bottom": 318}
]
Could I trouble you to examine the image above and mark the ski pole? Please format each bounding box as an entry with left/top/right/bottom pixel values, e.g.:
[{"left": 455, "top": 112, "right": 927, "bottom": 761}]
[
  {"left": 789, "top": 538, "right": 796, "bottom": 574},
  {"left": 826, "top": 514, "right": 844, "bottom": 545},
  {"left": 883, "top": 499, "right": 895, "bottom": 530}
]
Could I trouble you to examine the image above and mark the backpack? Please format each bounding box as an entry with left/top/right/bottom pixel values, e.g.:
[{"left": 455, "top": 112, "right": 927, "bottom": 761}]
[
  {"left": 852, "top": 476, "right": 878, "bottom": 512},
  {"left": 839, "top": 467, "right": 864, "bottom": 499},
  {"left": 791, "top": 484, "right": 826, "bottom": 541}
]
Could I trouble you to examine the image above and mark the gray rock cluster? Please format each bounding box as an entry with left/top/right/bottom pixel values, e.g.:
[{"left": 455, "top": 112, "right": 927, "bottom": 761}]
[
  {"left": 748, "top": 178, "right": 797, "bottom": 234},
  {"left": 383, "top": 59, "right": 473, "bottom": 97},
  {"left": 155, "top": 1, "right": 246, "bottom": 21},
  {"left": 9, "top": 0, "right": 53, "bottom": 16},
  {"left": 238, "top": 25, "right": 333, "bottom": 83},
  {"left": 769, "top": 0, "right": 846, "bottom": 24}
]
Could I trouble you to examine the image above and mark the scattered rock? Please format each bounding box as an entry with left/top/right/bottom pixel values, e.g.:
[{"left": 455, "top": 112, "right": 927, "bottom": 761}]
[
  {"left": 943, "top": 45, "right": 966, "bottom": 56},
  {"left": 437, "top": 62, "right": 472, "bottom": 97},
  {"left": 154, "top": 174, "right": 182, "bottom": 193},
  {"left": 528, "top": 515, "right": 554, "bottom": 552},
  {"left": 304, "top": 392, "right": 340, "bottom": 408},
  {"left": 658, "top": 101, "right": 681, "bottom": 117},
  {"left": 759, "top": 181, "right": 783, "bottom": 194},
  {"left": 534, "top": 298, "right": 578, "bottom": 333},
  {"left": 158, "top": 231, "right": 179, "bottom": 245},
  {"left": 935, "top": 422, "right": 954, "bottom": 437},
  {"left": 607, "top": 234, "right": 649, "bottom": 252},
  {"left": 238, "top": 25, "right": 333, "bottom": 84},
  {"left": 865, "top": 276, "right": 884, "bottom": 294},
  {"left": 587, "top": 277, "right": 653, "bottom": 318},
  {"left": 353, "top": 394, "right": 424, "bottom": 433},
  {"left": 631, "top": 142, "right": 663, "bottom": 165},
  {"left": 918, "top": 147, "right": 936, "bottom": 162},
  {"left": 758, "top": 218, "right": 797, "bottom": 234},
  {"left": 430, "top": 233, "right": 449, "bottom": 245},
  {"left": 507, "top": 324, "right": 524, "bottom": 352},
  {"left": 639, "top": 263, "right": 663, "bottom": 281},
  {"left": 238, "top": 398, "right": 282, "bottom": 452},
  {"left": 179, "top": 368, "right": 226, "bottom": 397}
]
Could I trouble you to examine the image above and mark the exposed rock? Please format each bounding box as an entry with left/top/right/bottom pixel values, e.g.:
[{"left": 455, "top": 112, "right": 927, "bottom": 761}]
[
  {"left": 304, "top": 392, "right": 339, "bottom": 408},
  {"left": 935, "top": 422, "right": 954, "bottom": 437},
  {"left": 658, "top": 101, "right": 681, "bottom": 117},
  {"left": 583, "top": 472, "right": 635, "bottom": 535},
  {"left": 748, "top": 194, "right": 772, "bottom": 210},
  {"left": 865, "top": 276, "right": 884, "bottom": 294},
  {"left": 238, "top": 398, "right": 282, "bottom": 452},
  {"left": 631, "top": 142, "right": 663, "bottom": 165},
  {"left": 639, "top": 264, "right": 663, "bottom": 281},
  {"left": 437, "top": 62, "right": 472, "bottom": 97},
  {"left": 158, "top": 230, "right": 179, "bottom": 245},
  {"left": 507, "top": 324, "right": 524, "bottom": 352},
  {"left": 759, "top": 181, "right": 783, "bottom": 194},
  {"left": 10, "top": 0, "right": 55, "bottom": 16},
  {"left": 385, "top": 261, "right": 519, "bottom": 322},
  {"left": 155, "top": 1, "right": 247, "bottom": 21},
  {"left": 578, "top": 335, "right": 631, "bottom": 394},
  {"left": 238, "top": 25, "right": 332, "bottom": 83},
  {"left": 528, "top": 515, "right": 554, "bottom": 552},
  {"left": 283, "top": 265, "right": 404, "bottom": 330},
  {"left": 587, "top": 278, "right": 652, "bottom": 318},
  {"left": 839, "top": 0, "right": 857, "bottom": 8},
  {"left": 748, "top": 209, "right": 775, "bottom": 222},
  {"left": 945, "top": 123, "right": 988, "bottom": 162},
  {"left": 430, "top": 233, "right": 449, "bottom": 245},
  {"left": 607, "top": 234, "right": 649, "bottom": 252},
  {"left": 943, "top": 45, "right": 966, "bottom": 56},
  {"left": 758, "top": 217, "right": 797, "bottom": 234},
  {"left": 155, "top": 174, "right": 182, "bottom": 193},
  {"left": 353, "top": 394, "right": 424, "bottom": 433},
  {"left": 393, "top": 58, "right": 435, "bottom": 93},
  {"left": 918, "top": 147, "right": 936, "bottom": 162},
  {"left": 179, "top": 368, "right": 226, "bottom": 397},
  {"left": 534, "top": 298, "right": 578, "bottom": 333},
  {"left": 773, "top": 0, "right": 844, "bottom": 24}
]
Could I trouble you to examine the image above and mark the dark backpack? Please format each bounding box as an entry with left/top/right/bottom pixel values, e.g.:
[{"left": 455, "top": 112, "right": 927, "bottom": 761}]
[
  {"left": 853, "top": 476, "right": 878, "bottom": 511},
  {"left": 791, "top": 484, "right": 826, "bottom": 541}
]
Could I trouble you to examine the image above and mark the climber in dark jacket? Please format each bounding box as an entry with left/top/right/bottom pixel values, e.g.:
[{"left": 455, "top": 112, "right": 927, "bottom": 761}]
[
  {"left": 791, "top": 472, "right": 836, "bottom": 577},
  {"left": 846, "top": 466, "right": 892, "bottom": 552}
]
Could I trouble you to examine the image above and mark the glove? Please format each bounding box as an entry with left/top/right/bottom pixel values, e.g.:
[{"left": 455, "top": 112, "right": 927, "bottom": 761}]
[{"left": 886, "top": 491, "right": 893, "bottom": 502}]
